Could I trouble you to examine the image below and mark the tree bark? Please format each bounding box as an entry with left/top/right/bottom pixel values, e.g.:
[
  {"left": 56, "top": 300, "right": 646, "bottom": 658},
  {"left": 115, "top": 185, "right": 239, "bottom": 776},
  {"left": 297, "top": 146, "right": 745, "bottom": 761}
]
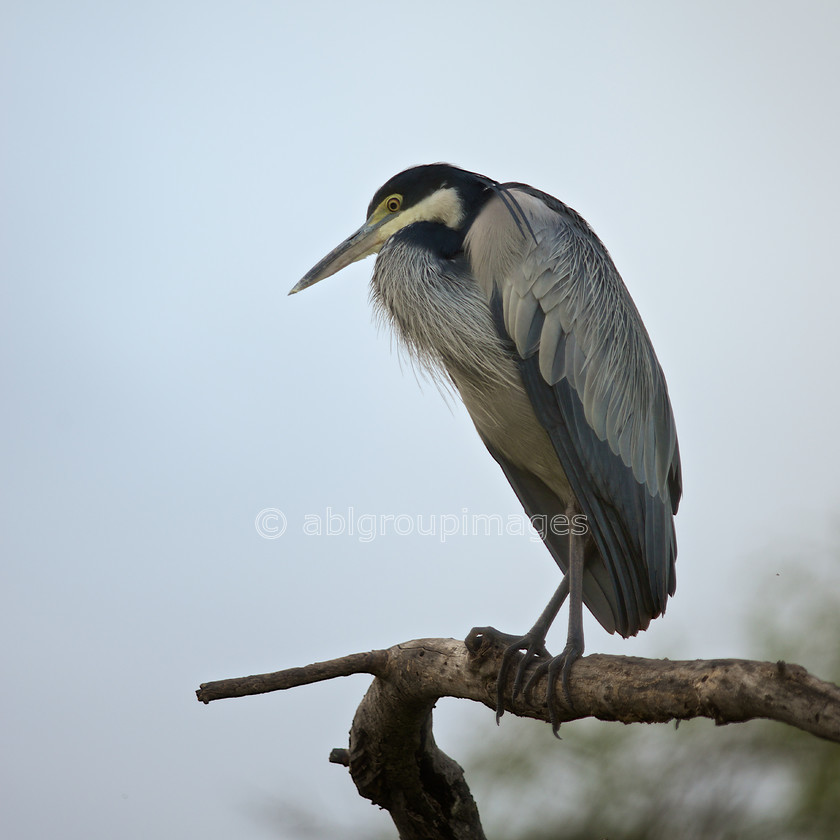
[{"left": 196, "top": 634, "right": 840, "bottom": 839}]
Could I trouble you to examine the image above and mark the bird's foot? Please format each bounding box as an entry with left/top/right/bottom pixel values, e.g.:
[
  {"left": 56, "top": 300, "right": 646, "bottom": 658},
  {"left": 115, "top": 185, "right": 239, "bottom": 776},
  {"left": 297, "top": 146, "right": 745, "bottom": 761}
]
[
  {"left": 465, "top": 626, "right": 552, "bottom": 723},
  {"left": 523, "top": 638, "right": 584, "bottom": 736}
]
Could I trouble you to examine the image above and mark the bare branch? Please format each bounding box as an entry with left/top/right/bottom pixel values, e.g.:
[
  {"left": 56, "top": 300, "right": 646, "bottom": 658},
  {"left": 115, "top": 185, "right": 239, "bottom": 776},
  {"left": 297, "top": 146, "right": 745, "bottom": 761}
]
[
  {"left": 196, "top": 649, "right": 386, "bottom": 702},
  {"left": 466, "top": 631, "right": 840, "bottom": 742},
  {"left": 196, "top": 636, "right": 840, "bottom": 839},
  {"left": 197, "top": 636, "right": 840, "bottom": 741}
]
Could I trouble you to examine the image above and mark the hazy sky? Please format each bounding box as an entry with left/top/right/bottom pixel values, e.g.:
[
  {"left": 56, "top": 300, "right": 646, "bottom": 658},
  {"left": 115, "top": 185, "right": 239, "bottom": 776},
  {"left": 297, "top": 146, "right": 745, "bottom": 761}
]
[{"left": 3, "top": 2, "right": 840, "bottom": 838}]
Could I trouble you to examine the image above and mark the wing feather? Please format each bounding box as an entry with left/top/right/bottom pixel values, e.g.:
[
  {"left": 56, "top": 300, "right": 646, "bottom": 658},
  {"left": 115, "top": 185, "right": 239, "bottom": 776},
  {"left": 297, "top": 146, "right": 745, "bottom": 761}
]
[{"left": 465, "top": 188, "right": 681, "bottom": 636}]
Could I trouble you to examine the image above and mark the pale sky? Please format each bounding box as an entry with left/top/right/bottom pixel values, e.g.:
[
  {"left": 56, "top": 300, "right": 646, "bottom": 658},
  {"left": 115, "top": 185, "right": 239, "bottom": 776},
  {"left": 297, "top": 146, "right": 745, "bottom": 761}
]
[{"left": 3, "top": 2, "right": 840, "bottom": 838}]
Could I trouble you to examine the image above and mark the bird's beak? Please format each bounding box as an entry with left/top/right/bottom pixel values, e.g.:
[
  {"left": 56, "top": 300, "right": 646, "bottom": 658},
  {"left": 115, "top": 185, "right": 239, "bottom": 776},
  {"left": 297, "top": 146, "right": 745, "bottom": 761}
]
[{"left": 289, "top": 215, "right": 391, "bottom": 295}]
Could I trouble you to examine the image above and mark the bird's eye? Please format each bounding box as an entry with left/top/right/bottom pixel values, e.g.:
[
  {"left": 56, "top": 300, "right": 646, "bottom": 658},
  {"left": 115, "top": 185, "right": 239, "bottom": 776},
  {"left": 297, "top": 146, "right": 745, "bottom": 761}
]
[{"left": 385, "top": 195, "right": 402, "bottom": 213}]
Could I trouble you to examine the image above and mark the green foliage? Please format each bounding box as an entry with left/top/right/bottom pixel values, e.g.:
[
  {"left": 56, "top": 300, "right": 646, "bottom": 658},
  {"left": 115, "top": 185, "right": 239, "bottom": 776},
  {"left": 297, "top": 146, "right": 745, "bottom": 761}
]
[{"left": 465, "top": 554, "right": 840, "bottom": 840}]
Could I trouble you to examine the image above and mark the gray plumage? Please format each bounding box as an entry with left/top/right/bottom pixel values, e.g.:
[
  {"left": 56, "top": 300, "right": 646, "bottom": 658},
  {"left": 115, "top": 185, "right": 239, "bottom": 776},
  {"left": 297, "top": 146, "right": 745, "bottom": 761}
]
[
  {"left": 290, "top": 163, "right": 682, "bottom": 723},
  {"left": 368, "top": 186, "right": 680, "bottom": 638}
]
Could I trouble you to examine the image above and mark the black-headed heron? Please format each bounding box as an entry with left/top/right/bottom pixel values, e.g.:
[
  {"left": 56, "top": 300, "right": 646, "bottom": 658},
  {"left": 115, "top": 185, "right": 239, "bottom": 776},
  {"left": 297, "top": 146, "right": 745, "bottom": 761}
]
[{"left": 290, "top": 164, "right": 682, "bottom": 730}]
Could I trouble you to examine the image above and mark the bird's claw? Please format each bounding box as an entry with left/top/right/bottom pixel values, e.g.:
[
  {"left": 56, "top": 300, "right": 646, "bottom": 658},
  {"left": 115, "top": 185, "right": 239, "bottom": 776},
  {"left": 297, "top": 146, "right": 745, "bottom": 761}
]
[
  {"left": 466, "top": 625, "right": 583, "bottom": 734},
  {"left": 484, "top": 628, "right": 552, "bottom": 723},
  {"left": 525, "top": 640, "right": 584, "bottom": 736}
]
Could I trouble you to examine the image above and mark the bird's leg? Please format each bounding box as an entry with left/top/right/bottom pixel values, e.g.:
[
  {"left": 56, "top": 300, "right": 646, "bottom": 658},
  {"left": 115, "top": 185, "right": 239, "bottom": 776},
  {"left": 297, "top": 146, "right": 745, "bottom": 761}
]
[
  {"left": 468, "top": 502, "right": 587, "bottom": 726},
  {"left": 480, "top": 577, "right": 570, "bottom": 723},
  {"left": 525, "top": 514, "right": 585, "bottom": 734},
  {"left": 512, "top": 580, "right": 569, "bottom": 693}
]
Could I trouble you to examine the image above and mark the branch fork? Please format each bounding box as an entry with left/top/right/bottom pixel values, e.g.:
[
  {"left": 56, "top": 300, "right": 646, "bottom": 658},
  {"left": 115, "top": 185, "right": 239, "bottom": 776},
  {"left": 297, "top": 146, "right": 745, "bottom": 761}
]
[{"left": 197, "top": 637, "right": 840, "bottom": 839}]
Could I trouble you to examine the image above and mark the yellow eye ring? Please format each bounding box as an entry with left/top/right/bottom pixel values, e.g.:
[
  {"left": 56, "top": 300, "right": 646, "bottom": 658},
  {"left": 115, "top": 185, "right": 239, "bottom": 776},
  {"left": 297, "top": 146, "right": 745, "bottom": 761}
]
[{"left": 385, "top": 195, "right": 402, "bottom": 213}]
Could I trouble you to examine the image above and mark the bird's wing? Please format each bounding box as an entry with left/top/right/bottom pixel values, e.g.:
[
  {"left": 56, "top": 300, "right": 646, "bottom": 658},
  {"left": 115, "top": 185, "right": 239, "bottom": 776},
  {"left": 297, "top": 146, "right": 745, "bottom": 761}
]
[{"left": 465, "top": 187, "right": 682, "bottom": 637}]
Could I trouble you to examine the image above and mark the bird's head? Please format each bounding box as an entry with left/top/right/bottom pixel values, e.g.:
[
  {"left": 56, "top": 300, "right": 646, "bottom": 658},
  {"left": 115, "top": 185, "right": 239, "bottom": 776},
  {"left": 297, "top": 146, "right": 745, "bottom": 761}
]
[{"left": 289, "top": 164, "right": 495, "bottom": 294}]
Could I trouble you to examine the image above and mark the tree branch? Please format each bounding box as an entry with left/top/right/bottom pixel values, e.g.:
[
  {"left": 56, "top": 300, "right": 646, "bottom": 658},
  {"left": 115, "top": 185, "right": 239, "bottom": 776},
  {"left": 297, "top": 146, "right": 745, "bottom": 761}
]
[{"left": 196, "top": 636, "right": 840, "bottom": 838}]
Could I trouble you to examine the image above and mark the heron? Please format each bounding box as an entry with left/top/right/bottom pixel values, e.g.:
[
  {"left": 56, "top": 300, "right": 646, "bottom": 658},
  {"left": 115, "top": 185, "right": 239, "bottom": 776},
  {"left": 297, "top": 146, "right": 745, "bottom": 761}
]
[{"left": 289, "top": 164, "right": 681, "bottom": 730}]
